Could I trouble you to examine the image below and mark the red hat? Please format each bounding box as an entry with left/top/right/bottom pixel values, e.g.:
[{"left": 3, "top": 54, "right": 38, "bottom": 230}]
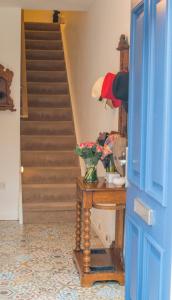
[{"left": 101, "top": 73, "right": 122, "bottom": 108}]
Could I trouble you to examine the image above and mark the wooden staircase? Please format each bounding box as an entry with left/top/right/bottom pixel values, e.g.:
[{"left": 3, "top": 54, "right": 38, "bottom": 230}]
[{"left": 21, "top": 22, "right": 80, "bottom": 223}]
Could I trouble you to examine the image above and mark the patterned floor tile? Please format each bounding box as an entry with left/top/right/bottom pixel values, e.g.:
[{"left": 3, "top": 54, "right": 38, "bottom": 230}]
[{"left": 0, "top": 221, "right": 124, "bottom": 300}]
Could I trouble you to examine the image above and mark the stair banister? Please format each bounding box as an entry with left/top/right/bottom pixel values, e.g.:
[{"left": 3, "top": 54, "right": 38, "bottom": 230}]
[{"left": 21, "top": 10, "right": 28, "bottom": 119}]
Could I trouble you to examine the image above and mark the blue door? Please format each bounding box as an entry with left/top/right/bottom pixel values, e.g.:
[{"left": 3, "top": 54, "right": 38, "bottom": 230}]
[{"left": 125, "top": 0, "right": 172, "bottom": 299}]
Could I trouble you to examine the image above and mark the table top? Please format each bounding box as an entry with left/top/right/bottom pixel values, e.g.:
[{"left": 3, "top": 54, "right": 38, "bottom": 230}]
[{"left": 77, "top": 177, "right": 126, "bottom": 192}]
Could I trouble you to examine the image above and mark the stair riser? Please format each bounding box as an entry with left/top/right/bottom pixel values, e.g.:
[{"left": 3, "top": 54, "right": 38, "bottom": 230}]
[
  {"left": 21, "top": 136, "right": 75, "bottom": 151},
  {"left": 28, "top": 109, "right": 72, "bottom": 121},
  {"left": 23, "top": 204, "right": 75, "bottom": 212},
  {"left": 26, "top": 50, "right": 64, "bottom": 60},
  {"left": 23, "top": 211, "right": 75, "bottom": 224},
  {"left": 26, "top": 60, "right": 65, "bottom": 71},
  {"left": 25, "top": 31, "right": 61, "bottom": 40},
  {"left": 25, "top": 23, "right": 60, "bottom": 31},
  {"left": 22, "top": 186, "right": 76, "bottom": 203},
  {"left": 21, "top": 122, "right": 74, "bottom": 135},
  {"left": 28, "top": 95, "right": 70, "bottom": 108},
  {"left": 21, "top": 152, "right": 78, "bottom": 167},
  {"left": 26, "top": 40, "right": 62, "bottom": 50},
  {"left": 22, "top": 168, "right": 80, "bottom": 184},
  {"left": 27, "top": 71, "right": 67, "bottom": 82},
  {"left": 28, "top": 83, "right": 68, "bottom": 94}
]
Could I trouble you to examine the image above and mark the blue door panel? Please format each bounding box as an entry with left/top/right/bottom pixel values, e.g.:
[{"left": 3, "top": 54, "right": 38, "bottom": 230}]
[
  {"left": 126, "top": 0, "right": 172, "bottom": 298},
  {"left": 126, "top": 186, "right": 165, "bottom": 245},
  {"left": 145, "top": 0, "right": 167, "bottom": 205},
  {"left": 142, "top": 234, "right": 164, "bottom": 300},
  {"left": 125, "top": 216, "right": 142, "bottom": 300},
  {"left": 128, "top": 2, "right": 144, "bottom": 188}
]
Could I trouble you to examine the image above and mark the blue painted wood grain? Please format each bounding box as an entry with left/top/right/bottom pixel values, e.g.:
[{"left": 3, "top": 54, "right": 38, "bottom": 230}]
[{"left": 125, "top": 0, "right": 172, "bottom": 299}]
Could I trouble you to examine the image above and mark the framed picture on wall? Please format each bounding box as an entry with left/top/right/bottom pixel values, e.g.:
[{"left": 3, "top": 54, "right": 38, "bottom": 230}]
[{"left": 0, "top": 64, "right": 16, "bottom": 112}]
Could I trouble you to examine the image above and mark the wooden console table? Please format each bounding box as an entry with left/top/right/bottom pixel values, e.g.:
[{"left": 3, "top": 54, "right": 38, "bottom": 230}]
[{"left": 73, "top": 177, "right": 126, "bottom": 287}]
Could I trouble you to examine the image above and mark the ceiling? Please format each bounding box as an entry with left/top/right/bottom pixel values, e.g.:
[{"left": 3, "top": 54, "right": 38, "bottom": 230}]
[{"left": 0, "top": 0, "right": 94, "bottom": 10}]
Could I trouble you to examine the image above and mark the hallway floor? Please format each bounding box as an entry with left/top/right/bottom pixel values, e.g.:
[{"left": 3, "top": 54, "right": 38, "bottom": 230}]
[{"left": 0, "top": 220, "right": 124, "bottom": 300}]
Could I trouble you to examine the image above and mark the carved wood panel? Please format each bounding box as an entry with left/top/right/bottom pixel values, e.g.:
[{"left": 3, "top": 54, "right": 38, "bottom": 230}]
[{"left": 117, "top": 35, "right": 129, "bottom": 137}]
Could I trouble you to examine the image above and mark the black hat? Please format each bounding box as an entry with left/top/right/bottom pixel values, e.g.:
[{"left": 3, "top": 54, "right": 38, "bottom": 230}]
[
  {"left": 0, "top": 91, "right": 6, "bottom": 99},
  {"left": 112, "top": 72, "right": 129, "bottom": 103}
]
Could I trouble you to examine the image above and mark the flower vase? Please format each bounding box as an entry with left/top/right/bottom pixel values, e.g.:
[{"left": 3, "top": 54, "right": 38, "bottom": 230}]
[
  {"left": 106, "top": 154, "right": 116, "bottom": 173},
  {"left": 84, "top": 157, "right": 98, "bottom": 183}
]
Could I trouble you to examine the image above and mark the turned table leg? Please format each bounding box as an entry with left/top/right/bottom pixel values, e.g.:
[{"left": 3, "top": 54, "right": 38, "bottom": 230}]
[
  {"left": 83, "top": 208, "right": 91, "bottom": 273},
  {"left": 75, "top": 201, "right": 82, "bottom": 251},
  {"left": 115, "top": 208, "right": 125, "bottom": 250}
]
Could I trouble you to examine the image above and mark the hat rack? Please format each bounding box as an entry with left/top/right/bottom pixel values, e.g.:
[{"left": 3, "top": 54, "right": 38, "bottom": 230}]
[{"left": 117, "top": 34, "right": 129, "bottom": 137}]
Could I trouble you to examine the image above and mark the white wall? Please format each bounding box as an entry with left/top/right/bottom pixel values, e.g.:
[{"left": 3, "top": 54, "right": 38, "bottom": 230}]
[
  {"left": 0, "top": 8, "right": 21, "bottom": 220},
  {"left": 24, "top": 10, "right": 52, "bottom": 23},
  {"left": 62, "top": 0, "right": 130, "bottom": 245},
  {"left": 0, "top": 0, "right": 93, "bottom": 11}
]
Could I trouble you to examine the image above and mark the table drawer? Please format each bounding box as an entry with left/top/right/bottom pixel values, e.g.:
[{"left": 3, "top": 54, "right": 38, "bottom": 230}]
[{"left": 92, "top": 190, "right": 126, "bottom": 205}]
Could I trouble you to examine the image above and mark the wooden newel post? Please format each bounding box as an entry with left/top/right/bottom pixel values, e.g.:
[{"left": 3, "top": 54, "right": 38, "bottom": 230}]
[{"left": 117, "top": 34, "right": 129, "bottom": 137}]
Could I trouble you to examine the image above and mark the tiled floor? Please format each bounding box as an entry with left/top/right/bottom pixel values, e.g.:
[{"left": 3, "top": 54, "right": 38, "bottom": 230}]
[{"left": 0, "top": 220, "right": 124, "bottom": 300}]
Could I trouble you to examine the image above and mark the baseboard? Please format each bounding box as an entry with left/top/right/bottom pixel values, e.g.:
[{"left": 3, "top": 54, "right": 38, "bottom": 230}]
[{"left": 0, "top": 214, "right": 19, "bottom": 221}]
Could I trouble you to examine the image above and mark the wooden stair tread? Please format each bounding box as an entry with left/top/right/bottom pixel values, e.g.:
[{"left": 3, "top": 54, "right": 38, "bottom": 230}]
[
  {"left": 21, "top": 150, "right": 78, "bottom": 167},
  {"left": 23, "top": 166, "right": 79, "bottom": 170},
  {"left": 25, "top": 30, "right": 60, "bottom": 34},
  {"left": 26, "top": 59, "right": 65, "bottom": 63},
  {"left": 26, "top": 49, "right": 64, "bottom": 53},
  {"left": 21, "top": 122, "right": 74, "bottom": 136},
  {"left": 27, "top": 70, "right": 67, "bottom": 82},
  {"left": 26, "top": 50, "right": 64, "bottom": 60},
  {"left": 22, "top": 183, "right": 76, "bottom": 188},
  {"left": 21, "top": 134, "right": 75, "bottom": 138},
  {"left": 28, "top": 107, "right": 72, "bottom": 111},
  {"left": 23, "top": 211, "right": 76, "bottom": 224},
  {"left": 26, "top": 40, "right": 62, "bottom": 50},
  {"left": 28, "top": 93, "right": 69, "bottom": 96},
  {"left": 28, "top": 94, "right": 70, "bottom": 108},
  {"left": 26, "top": 60, "right": 65, "bottom": 71},
  {"left": 21, "top": 121, "right": 73, "bottom": 124},
  {"left": 27, "top": 70, "right": 66, "bottom": 74},
  {"left": 27, "top": 81, "right": 67, "bottom": 85},
  {"left": 28, "top": 93, "right": 69, "bottom": 97},
  {"left": 23, "top": 201, "right": 76, "bottom": 209},
  {"left": 21, "top": 149, "right": 76, "bottom": 153},
  {"left": 27, "top": 82, "right": 68, "bottom": 95},
  {"left": 21, "top": 136, "right": 76, "bottom": 150},
  {"left": 25, "top": 22, "right": 60, "bottom": 31},
  {"left": 25, "top": 30, "right": 61, "bottom": 41},
  {"left": 27, "top": 70, "right": 66, "bottom": 73}
]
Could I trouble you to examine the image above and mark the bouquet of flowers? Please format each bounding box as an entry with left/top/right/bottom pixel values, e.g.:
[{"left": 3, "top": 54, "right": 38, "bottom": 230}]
[
  {"left": 97, "top": 132, "right": 119, "bottom": 172},
  {"left": 75, "top": 142, "right": 103, "bottom": 183}
]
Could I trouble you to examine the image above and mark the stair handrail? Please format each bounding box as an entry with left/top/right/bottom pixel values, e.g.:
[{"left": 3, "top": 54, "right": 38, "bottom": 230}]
[{"left": 21, "top": 10, "right": 28, "bottom": 119}]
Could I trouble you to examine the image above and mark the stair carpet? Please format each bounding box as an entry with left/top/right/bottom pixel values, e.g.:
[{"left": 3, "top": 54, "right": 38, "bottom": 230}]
[{"left": 21, "top": 22, "right": 80, "bottom": 223}]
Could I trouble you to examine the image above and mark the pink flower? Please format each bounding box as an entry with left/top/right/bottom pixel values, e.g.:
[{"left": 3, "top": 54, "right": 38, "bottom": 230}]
[
  {"left": 78, "top": 141, "right": 96, "bottom": 149},
  {"left": 96, "top": 145, "right": 103, "bottom": 153},
  {"left": 79, "top": 143, "right": 85, "bottom": 148},
  {"left": 86, "top": 142, "right": 96, "bottom": 148},
  {"left": 101, "top": 144, "right": 113, "bottom": 159}
]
